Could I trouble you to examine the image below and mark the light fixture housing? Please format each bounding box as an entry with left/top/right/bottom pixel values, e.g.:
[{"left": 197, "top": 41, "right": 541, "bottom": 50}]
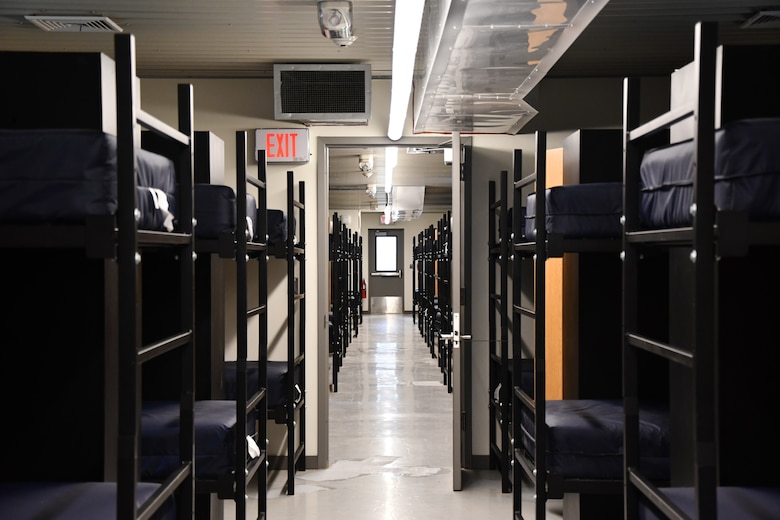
[
  {"left": 387, "top": 0, "right": 425, "bottom": 140},
  {"left": 318, "top": 1, "right": 357, "bottom": 47}
]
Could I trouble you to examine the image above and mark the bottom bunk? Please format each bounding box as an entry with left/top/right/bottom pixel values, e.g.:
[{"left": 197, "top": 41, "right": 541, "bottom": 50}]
[
  {"left": 223, "top": 360, "right": 303, "bottom": 422},
  {"left": 140, "top": 400, "right": 262, "bottom": 498},
  {"left": 0, "top": 482, "right": 176, "bottom": 520},
  {"left": 518, "top": 399, "right": 670, "bottom": 491},
  {"left": 516, "top": 397, "right": 670, "bottom": 518}
]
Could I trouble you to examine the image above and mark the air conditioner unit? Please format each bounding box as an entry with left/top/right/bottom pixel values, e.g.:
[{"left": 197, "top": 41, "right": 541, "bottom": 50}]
[{"left": 274, "top": 64, "right": 371, "bottom": 125}]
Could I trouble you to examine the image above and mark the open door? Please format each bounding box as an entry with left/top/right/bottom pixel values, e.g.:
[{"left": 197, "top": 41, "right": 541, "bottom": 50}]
[{"left": 445, "top": 133, "right": 471, "bottom": 491}]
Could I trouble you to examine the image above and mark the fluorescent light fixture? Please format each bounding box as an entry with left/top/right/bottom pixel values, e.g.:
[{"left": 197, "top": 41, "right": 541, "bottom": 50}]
[{"left": 387, "top": 0, "right": 425, "bottom": 141}]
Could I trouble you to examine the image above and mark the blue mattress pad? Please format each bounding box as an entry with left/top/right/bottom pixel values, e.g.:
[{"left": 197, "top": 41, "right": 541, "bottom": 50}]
[
  {"left": 525, "top": 182, "right": 623, "bottom": 239},
  {"left": 640, "top": 117, "right": 780, "bottom": 228},
  {"left": 0, "top": 129, "right": 177, "bottom": 231}
]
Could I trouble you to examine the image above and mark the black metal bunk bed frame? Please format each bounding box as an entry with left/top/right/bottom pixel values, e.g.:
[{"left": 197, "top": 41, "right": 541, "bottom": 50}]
[
  {"left": 512, "top": 128, "right": 634, "bottom": 519},
  {"left": 435, "top": 211, "right": 453, "bottom": 391},
  {"left": 412, "top": 213, "right": 454, "bottom": 389},
  {"left": 0, "top": 33, "right": 196, "bottom": 520},
  {"left": 118, "top": 33, "right": 197, "bottom": 520},
  {"left": 192, "top": 132, "right": 269, "bottom": 519},
  {"left": 329, "top": 212, "right": 363, "bottom": 392},
  {"left": 415, "top": 223, "right": 437, "bottom": 355},
  {"left": 268, "top": 171, "right": 306, "bottom": 495},
  {"left": 622, "top": 21, "right": 780, "bottom": 519},
  {"left": 512, "top": 136, "right": 547, "bottom": 520},
  {"left": 489, "top": 170, "right": 512, "bottom": 494}
]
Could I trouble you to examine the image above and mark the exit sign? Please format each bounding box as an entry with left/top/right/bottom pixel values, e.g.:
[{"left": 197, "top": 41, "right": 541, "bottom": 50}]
[{"left": 255, "top": 128, "right": 310, "bottom": 163}]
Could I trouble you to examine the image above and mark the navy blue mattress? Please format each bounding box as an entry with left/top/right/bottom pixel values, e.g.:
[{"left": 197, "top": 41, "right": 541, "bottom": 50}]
[
  {"left": 638, "top": 487, "right": 780, "bottom": 520},
  {"left": 525, "top": 182, "right": 623, "bottom": 239},
  {"left": 141, "top": 400, "right": 255, "bottom": 481},
  {"left": 0, "top": 481, "right": 175, "bottom": 520},
  {"left": 0, "top": 129, "right": 177, "bottom": 231},
  {"left": 224, "top": 360, "right": 302, "bottom": 410},
  {"left": 519, "top": 399, "right": 670, "bottom": 480},
  {"left": 640, "top": 117, "right": 780, "bottom": 228},
  {"left": 194, "top": 184, "right": 258, "bottom": 240},
  {"left": 267, "top": 209, "right": 289, "bottom": 246}
]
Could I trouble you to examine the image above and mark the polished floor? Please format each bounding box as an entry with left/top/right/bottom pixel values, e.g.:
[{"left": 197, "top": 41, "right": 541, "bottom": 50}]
[{"left": 228, "top": 312, "right": 563, "bottom": 519}]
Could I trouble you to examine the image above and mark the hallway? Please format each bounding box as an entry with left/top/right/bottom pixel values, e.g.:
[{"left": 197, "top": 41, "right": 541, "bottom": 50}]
[{"left": 231, "top": 312, "right": 563, "bottom": 519}]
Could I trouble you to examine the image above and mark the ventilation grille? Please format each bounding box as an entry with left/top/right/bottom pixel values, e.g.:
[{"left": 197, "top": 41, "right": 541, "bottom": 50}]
[
  {"left": 25, "top": 15, "right": 123, "bottom": 33},
  {"left": 274, "top": 64, "right": 371, "bottom": 125},
  {"left": 742, "top": 10, "right": 780, "bottom": 29}
]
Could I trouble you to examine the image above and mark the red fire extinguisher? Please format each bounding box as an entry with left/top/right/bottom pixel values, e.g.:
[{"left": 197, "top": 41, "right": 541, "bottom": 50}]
[{"left": 361, "top": 279, "right": 367, "bottom": 299}]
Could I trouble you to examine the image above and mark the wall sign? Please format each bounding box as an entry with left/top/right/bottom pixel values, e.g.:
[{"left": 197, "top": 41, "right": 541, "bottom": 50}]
[{"left": 255, "top": 128, "right": 310, "bottom": 163}]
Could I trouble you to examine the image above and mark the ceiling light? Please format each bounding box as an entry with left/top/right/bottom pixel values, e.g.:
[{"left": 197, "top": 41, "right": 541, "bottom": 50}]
[
  {"left": 318, "top": 1, "right": 357, "bottom": 47},
  {"left": 387, "top": 0, "right": 425, "bottom": 140}
]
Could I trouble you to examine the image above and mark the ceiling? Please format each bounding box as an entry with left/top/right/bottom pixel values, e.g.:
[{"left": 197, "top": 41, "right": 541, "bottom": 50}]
[{"left": 2, "top": 1, "right": 780, "bottom": 214}]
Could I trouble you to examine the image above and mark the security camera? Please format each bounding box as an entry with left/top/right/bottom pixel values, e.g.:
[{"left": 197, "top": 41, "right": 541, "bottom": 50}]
[
  {"left": 318, "top": 1, "right": 357, "bottom": 47},
  {"left": 358, "top": 154, "right": 374, "bottom": 177}
]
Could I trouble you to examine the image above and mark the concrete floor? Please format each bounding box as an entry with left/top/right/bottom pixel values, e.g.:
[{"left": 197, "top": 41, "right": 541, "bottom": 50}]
[{"left": 225, "top": 312, "right": 564, "bottom": 519}]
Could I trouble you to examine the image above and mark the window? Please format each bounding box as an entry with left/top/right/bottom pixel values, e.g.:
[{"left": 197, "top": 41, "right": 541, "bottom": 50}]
[{"left": 375, "top": 235, "right": 397, "bottom": 272}]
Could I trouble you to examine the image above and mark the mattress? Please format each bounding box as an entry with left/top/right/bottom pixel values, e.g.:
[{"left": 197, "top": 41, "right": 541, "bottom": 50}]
[
  {"left": 224, "top": 360, "right": 302, "bottom": 411},
  {"left": 638, "top": 487, "right": 780, "bottom": 520},
  {"left": 141, "top": 399, "right": 256, "bottom": 481},
  {"left": 194, "top": 183, "right": 258, "bottom": 240},
  {"left": 640, "top": 117, "right": 780, "bottom": 228},
  {"left": 0, "top": 129, "right": 177, "bottom": 231},
  {"left": 525, "top": 182, "right": 623, "bottom": 239},
  {"left": 519, "top": 399, "right": 670, "bottom": 480},
  {"left": 0, "top": 481, "right": 176, "bottom": 520},
  {"left": 267, "top": 209, "right": 288, "bottom": 245}
]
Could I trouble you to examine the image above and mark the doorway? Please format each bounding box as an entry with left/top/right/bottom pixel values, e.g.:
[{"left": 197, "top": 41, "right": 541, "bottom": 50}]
[
  {"left": 316, "top": 136, "right": 471, "bottom": 472},
  {"left": 367, "top": 228, "right": 404, "bottom": 313}
]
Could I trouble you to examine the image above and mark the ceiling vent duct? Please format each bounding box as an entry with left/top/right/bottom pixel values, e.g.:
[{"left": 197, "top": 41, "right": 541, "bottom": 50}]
[
  {"left": 274, "top": 64, "right": 371, "bottom": 125},
  {"left": 741, "top": 10, "right": 780, "bottom": 29},
  {"left": 25, "top": 15, "right": 123, "bottom": 33}
]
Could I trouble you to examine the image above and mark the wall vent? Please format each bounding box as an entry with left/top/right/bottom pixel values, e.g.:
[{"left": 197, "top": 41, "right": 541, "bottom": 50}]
[
  {"left": 25, "top": 15, "right": 123, "bottom": 33},
  {"left": 741, "top": 10, "right": 780, "bottom": 29},
  {"left": 274, "top": 64, "right": 371, "bottom": 125}
]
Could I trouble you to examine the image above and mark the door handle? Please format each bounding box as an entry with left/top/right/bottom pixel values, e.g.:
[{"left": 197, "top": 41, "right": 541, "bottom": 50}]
[
  {"left": 370, "top": 271, "right": 402, "bottom": 277},
  {"left": 441, "top": 313, "right": 470, "bottom": 348}
]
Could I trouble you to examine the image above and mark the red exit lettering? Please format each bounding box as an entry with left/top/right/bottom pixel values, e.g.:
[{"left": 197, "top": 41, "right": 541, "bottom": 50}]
[{"left": 266, "top": 132, "right": 298, "bottom": 159}]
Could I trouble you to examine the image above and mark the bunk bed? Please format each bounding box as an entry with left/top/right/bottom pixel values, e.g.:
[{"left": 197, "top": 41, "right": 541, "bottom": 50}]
[
  {"left": 414, "top": 223, "right": 437, "bottom": 355},
  {"left": 264, "top": 170, "right": 306, "bottom": 495},
  {"left": 0, "top": 34, "right": 194, "bottom": 520},
  {"left": 488, "top": 171, "right": 512, "bottom": 493},
  {"left": 622, "top": 22, "right": 780, "bottom": 520},
  {"left": 182, "top": 131, "right": 268, "bottom": 519},
  {"left": 511, "top": 131, "right": 671, "bottom": 520},
  {"left": 412, "top": 214, "right": 453, "bottom": 387},
  {"left": 435, "top": 211, "right": 453, "bottom": 391},
  {"left": 329, "top": 212, "right": 363, "bottom": 391}
]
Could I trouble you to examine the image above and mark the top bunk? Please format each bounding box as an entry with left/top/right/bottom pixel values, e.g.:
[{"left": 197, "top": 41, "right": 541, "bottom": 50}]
[
  {"left": 514, "top": 129, "right": 624, "bottom": 258},
  {"left": 0, "top": 37, "right": 193, "bottom": 253},
  {"left": 623, "top": 26, "right": 780, "bottom": 255}
]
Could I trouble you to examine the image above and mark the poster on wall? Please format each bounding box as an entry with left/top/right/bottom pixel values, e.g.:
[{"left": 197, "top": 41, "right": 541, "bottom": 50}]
[{"left": 255, "top": 128, "right": 310, "bottom": 163}]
